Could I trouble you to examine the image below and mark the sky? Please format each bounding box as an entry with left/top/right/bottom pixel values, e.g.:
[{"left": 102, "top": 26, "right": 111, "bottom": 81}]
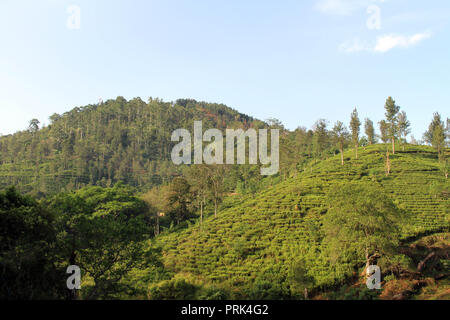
[{"left": 0, "top": 0, "right": 449, "bottom": 139}]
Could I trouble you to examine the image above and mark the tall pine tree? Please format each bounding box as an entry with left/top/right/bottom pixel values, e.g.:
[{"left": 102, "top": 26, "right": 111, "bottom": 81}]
[
  {"left": 364, "top": 118, "right": 376, "bottom": 145},
  {"left": 397, "top": 111, "right": 411, "bottom": 151},
  {"left": 384, "top": 97, "right": 400, "bottom": 154},
  {"left": 350, "top": 108, "right": 361, "bottom": 159},
  {"left": 332, "top": 121, "right": 349, "bottom": 166}
]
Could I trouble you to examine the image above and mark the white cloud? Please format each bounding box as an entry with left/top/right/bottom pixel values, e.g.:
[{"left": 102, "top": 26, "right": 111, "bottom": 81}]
[
  {"left": 339, "top": 32, "right": 431, "bottom": 53},
  {"left": 374, "top": 32, "right": 431, "bottom": 53},
  {"left": 316, "top": 0, "right": 387, "bottom": 16},
  {"left": 316, "top": 0, "right": 432, "bottom": 54}
]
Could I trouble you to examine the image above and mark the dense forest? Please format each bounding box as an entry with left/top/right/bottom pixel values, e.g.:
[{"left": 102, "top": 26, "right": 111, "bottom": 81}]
[
  {"left": 0, "top": 96, "right": 448, "bottom": 300},
  {"left": 0, "top": 97, "right": 265, "bottom": 195}
]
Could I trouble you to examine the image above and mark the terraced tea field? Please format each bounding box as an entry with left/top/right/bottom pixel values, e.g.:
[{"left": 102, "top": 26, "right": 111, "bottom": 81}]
[{"left": 153, "top": 144, "right": 449, "bottom": 298}]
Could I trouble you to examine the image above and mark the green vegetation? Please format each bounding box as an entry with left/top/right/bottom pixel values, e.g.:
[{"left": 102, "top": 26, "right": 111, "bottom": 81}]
[
  {"left": 0, "top": 96, "right": 448, "bottom": 300},
  {"left": 0, "top": 184, "right": 162, "bottom": 299},
  {"left": 322, "top": 183, "right": 403, "bottom": 275},
  {"left": 384, "top": 97, "right": 401, "bottom": 154},
  {"left": 151, "top": 144, "right": 449, "bottom": 299},
  {"left": 364, "top": 118, "right": 376, "bottom": 145},
  {"left": 0, "top": 187, "right": 64, "bottom": 299},
  {"left": 350, "top": 108, "right": 361, "bottom": 159},
  {"left": 0, "top": 97, "right": 264, "bottom": 195}
]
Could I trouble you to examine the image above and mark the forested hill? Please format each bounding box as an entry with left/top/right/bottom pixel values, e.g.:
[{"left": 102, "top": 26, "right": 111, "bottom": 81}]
[{"left": 0, "top": 97, "right": 264, "bottom": 195}]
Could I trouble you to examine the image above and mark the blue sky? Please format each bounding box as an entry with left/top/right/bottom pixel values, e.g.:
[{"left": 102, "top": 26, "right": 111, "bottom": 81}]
[{"left": 0, "top": 0, "right": 449, "bottom": 139}]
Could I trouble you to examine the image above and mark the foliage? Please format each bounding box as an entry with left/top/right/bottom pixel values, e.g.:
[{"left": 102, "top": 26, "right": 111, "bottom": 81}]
[
  {"left": 0, "top": 96, "right": 448, "bottom": 300},
  {"left": 45, "top": 184, "right": 153, "bottom": 299},
  {"left": 384, "top": 96, "right": 400, "bottom": 153},
  {"left": 166, "top": 177, "right": 193, "bottom": 225},
  {"left": 364, "top": 118, "right": 376, "bottom": 145},
  {"left": 0, "top": 97, "right": 263, "bottom": 195},
  {"left": 397, "top": 111, "right": 411, "bottom": 149},
  {"left": 155, "top": 144, "right": 449, "bottom": 299},
  {"left": 379, "top": 120, "right": 389, "bottom": 144},
  {"left": 0, "top": 187, "right": 64, "bottom": 299},
  {"left": 322, "top": 183, "right": 402, "bottom": 271},
  {"left": 332, "top": 121, "right": 349, "bottom": 165},
  {"left": 350, "top": 108, "right": 361, "bottom": 158}
]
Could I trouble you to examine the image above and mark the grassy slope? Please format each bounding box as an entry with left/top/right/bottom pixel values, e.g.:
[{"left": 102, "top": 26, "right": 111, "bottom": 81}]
[{"left": 152, "top": 144, "right": 449, "bottom": 298}]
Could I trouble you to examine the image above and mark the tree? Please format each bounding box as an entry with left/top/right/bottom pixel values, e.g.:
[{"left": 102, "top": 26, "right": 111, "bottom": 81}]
[
  {"left": 323, "top": 184, "right": 402, "bottom": 278},
  {"left": 0, "top": 187, "right": 64, "bottom": 299},
  {"left": 423, "top": 112, "right": 443, "bottom": 145},
  {"left": 142, "top": 186, "right": 170, "bottom": 236},
  {"left": 359, "top": 136, "right": 368, "bottom": 147},
  {"left": 28, "top": 118, "right": 40, "bottom": 133},
  {"left": 384, "top": 97, "right": 400, "bottom": 154},
  {"left": 332, "top": 121, "right": 349, "bottom": 166},
  {"left": 312, "top": 119, "right": 329, "bottom": 158},
  {"left": 166, "top": 177, "right": 192, "bottom": 225},
  {"left": 291, "top": 258, "right": 315, "bottom": 300},
  {"left": 424, "top": 112, "right": 446, "bottom": 161},
  {"left": 433, "top": 123, "right": 446, "bottom": 161},
  {"left": 379, "top": 120, "right": 390, "bottom": 144},
  {"left": 207, "top": 165, "right": 229, "bottom": 218},
  {"left": 397, "top": 111, "right": 411, "bottom": 151},
  {"left": 279, "top": 133, "right": 300, "bottom": 179},
  {"left": 266, "top": 118, "right": 285, "bottom": 130},
  {"left": 49, "top": 113, "right": 61, "bottom": 124},
  {"left": 364, "top": 118, "right": 376, "bottom": 145},
  {"left": 47, "top": 184, "right": 151, "bottom": 299},
  {"left": 350, "top": 108, "right": 361, "bottom": 159},
  {"left": 185, "top": 165, "right": 210, "bottom": 227}
]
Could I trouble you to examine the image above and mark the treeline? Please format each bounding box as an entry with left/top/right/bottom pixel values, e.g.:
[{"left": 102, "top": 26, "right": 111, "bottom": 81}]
[
  {"left": 0, "top": 96, "right": 448, "bottom": 198},
  {"left": 279, "top": 96, "right": 448, "bottom": 174}
]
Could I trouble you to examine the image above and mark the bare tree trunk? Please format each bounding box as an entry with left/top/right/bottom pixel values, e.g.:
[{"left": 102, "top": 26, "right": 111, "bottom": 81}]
[
  {"left": 355, "top": 143, "right": 358, "bottom": 159},
  {"left": 392, "top": 137, "right": 395, "bottom": 154},
  {"left": 385, "top": 151, "right": 391, "bottom": 176},
  {"left": 200, "top": 200, "right": 203, "bottom": 228},
  {"left": 340, "top": 148, "right": 344, "bottom": 166},
  {"left": 214, "top": 197, "right": 217, "bottom": 218}
]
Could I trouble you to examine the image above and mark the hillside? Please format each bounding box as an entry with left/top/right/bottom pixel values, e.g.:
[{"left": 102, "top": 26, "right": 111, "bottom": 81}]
[
  {"left": 150, "top": 144, "right": 449, "bottom": 299},
  {"left": 0, "top": 97, "right": 264, "bottom": 195},
  {"left": 1, "top": 97, "right": 448, "bottom": 300}
]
